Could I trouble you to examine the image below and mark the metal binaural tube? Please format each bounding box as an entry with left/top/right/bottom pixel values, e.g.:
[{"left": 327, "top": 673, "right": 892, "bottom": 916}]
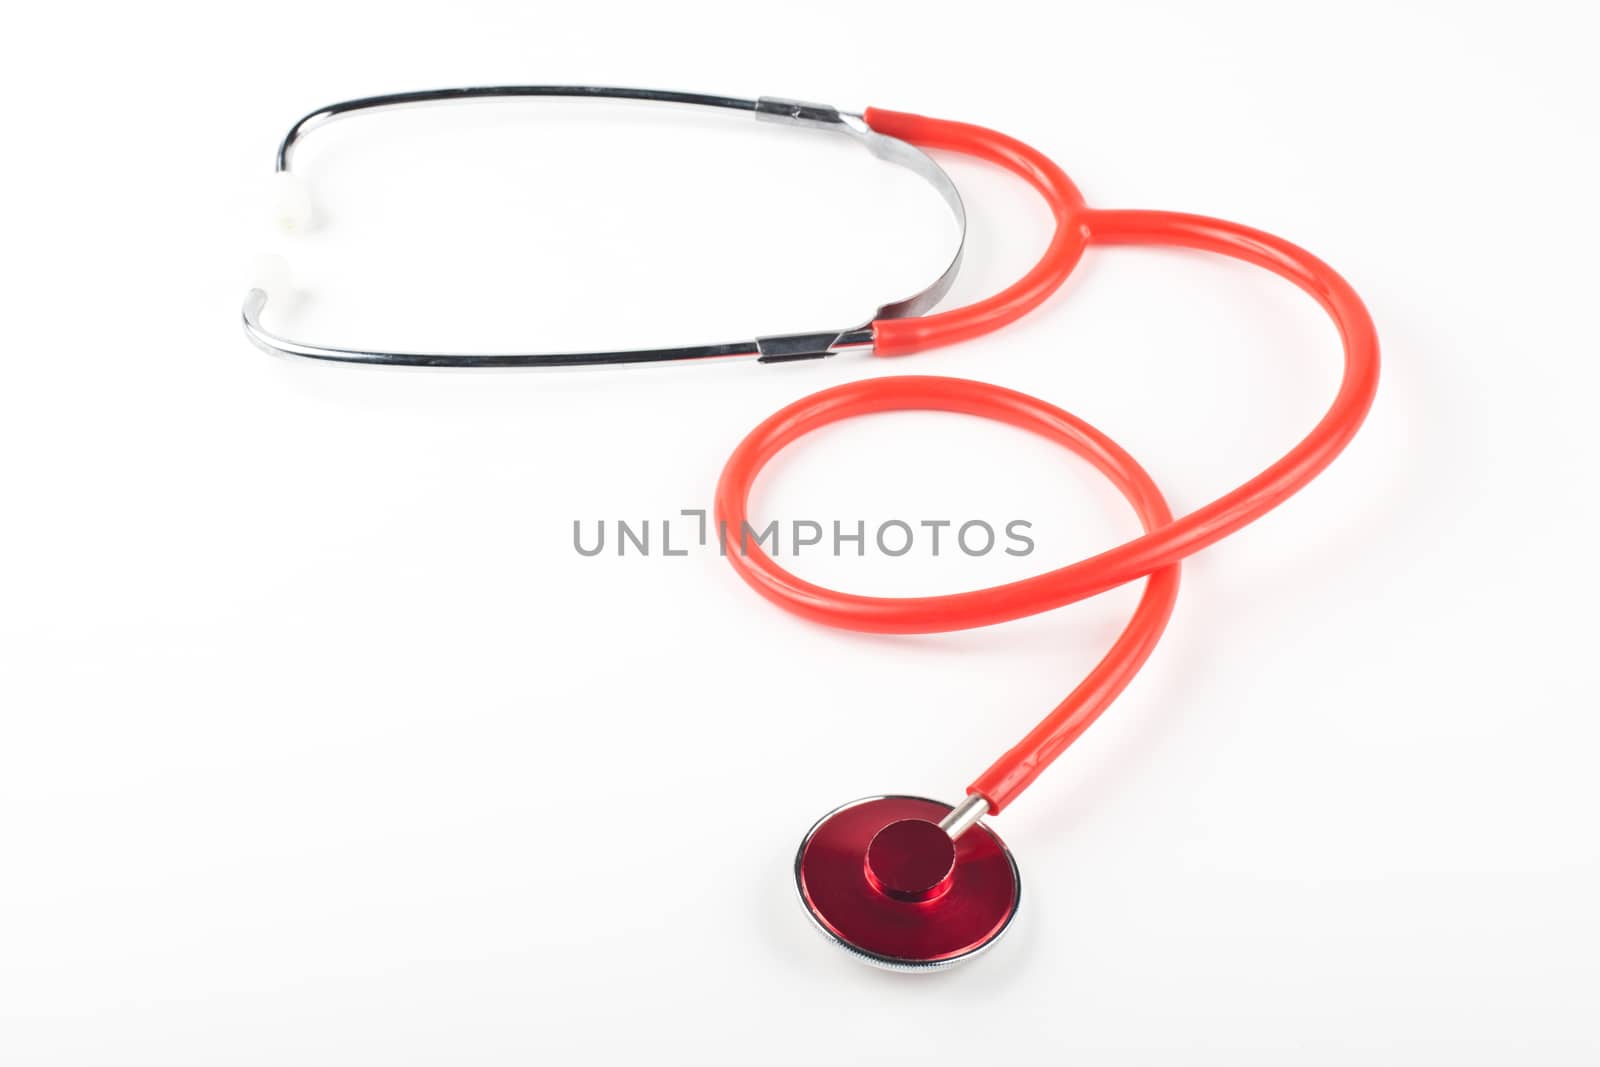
[
  {"left": 246, "top": 85, "right": 968, "bottom": 369},
  {"left": 275, "top": 86, "right": 761, "bottom": 172}
]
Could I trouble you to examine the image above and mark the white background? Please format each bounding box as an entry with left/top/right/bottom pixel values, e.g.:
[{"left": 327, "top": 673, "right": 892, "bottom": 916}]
[{"left": 2, "top": 2, "right": 1596, "bottom": 1064}]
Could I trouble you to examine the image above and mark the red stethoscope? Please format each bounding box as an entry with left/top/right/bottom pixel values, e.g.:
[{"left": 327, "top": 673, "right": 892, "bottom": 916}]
[{"left": 244, "top": 86, "right": 1380, "bottom": 970}]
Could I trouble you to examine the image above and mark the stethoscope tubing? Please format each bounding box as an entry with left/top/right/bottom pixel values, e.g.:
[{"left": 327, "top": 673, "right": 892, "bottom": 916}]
[{"left": 714, "top": 111, "right": 1380, "bottom": 814}]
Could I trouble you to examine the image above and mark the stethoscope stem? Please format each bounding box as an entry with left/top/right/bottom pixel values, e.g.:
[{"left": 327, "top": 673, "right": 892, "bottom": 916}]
[{"left": 937, "top": 794, "right": 991, "bottom": 839}]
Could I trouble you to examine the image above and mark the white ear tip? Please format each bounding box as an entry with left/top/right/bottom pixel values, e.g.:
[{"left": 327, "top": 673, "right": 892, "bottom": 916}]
[
  {"left": 251, "top": 253, "right": 292, "bottom": 297},
  {"left": 271, "top": 171, "right": 314, "bottom": 233}
]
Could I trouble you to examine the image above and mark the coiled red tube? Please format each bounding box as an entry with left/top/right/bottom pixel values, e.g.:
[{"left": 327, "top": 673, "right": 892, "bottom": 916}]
[{"left": 713, "top": 109, "right": 1380, "bottom": 814}]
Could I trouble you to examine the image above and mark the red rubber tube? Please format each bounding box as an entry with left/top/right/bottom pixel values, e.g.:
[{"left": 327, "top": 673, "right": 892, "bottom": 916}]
[
  {"left": 865, "top": 107, "right": 1090, "bottom": 357},
  {"left": 713, "top": 109, "right": 1379, "bottom": 814}
]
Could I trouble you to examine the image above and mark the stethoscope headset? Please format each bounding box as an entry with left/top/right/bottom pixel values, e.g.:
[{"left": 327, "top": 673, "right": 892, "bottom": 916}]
[{"left": 243, "top": 85, "right": 1379, "bottom": 970}]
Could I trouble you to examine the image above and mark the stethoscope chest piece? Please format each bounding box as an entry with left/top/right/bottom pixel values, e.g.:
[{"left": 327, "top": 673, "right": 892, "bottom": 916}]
[{"left": 794, "top": 796, "right": 1020, "bottom": 971}]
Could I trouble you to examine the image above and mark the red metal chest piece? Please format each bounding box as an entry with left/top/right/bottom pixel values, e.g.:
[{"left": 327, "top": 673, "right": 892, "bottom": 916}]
[{"left": 794, "top": 796, "right": 1021, "bottom": 970}]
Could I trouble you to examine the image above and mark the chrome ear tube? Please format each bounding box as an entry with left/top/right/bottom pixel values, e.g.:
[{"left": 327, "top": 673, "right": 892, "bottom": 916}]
[{"left": 242, "top": 86, "right": 966, "bottom": 368}]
